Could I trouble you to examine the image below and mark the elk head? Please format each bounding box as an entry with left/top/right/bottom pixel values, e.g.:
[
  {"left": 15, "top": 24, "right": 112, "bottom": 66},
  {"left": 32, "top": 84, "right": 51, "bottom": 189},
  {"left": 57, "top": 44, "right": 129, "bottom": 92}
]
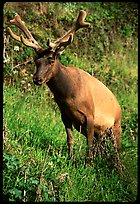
[{"left": 8, "top": 11, "right": 90, "bottom": 85}]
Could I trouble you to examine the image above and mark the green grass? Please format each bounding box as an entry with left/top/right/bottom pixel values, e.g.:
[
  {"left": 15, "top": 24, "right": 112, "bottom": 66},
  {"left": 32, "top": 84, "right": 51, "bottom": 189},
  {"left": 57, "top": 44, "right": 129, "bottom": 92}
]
[{"left": 3, "top": 49, "right": 138, "bottom": 201}]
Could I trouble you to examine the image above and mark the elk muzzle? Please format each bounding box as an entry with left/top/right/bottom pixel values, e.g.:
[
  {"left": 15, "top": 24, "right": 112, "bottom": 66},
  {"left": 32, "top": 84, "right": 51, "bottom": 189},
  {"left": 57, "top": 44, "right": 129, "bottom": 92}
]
[
  {"left": 33, "top": 74, "right": 46, "bottom": 85},
  {"left": 33, "top": 76, "right": 43, "bottom": 85}
]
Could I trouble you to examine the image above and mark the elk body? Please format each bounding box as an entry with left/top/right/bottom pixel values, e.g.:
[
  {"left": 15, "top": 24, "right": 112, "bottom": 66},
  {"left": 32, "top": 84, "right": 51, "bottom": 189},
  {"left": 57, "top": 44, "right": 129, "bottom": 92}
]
[{"left": 8, "top": 11, "right": 122, "bottom": 158}]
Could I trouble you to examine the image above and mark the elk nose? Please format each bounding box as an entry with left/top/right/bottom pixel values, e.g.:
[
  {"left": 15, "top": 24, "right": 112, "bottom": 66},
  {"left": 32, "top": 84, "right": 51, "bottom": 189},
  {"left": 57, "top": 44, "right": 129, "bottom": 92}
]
[{"left": 33, "top": 77, "right": 43, "bottom": 85}]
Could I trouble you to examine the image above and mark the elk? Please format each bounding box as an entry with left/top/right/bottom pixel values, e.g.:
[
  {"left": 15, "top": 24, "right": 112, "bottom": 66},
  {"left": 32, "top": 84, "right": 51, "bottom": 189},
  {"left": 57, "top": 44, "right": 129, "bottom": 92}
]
[{"left": 8, "top": 11, "right": 122, "bottom": 158}]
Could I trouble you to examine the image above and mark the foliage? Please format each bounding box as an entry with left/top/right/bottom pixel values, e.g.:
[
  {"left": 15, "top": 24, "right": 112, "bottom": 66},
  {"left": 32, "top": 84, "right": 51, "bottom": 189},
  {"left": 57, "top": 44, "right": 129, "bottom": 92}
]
[{"left": 3, "top": 2, "right": 138, "bottom": 202}]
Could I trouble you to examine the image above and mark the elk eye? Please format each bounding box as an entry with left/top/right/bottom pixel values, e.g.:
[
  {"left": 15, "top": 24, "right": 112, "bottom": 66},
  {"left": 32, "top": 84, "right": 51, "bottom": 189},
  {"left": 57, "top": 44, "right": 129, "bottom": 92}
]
[
  {"left": 35, "top": 60, "right": 40, "bottom": 67},
  {"left": 48, "top": 57, "right": 54, "bottom": 63}
]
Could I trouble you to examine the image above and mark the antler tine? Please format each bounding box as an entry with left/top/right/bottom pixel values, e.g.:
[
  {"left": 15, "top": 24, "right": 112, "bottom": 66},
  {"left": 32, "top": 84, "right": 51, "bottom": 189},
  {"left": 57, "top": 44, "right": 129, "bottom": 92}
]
[
  {"left": 8, "top": 13, "right": 44, "bottom": 53},
  {"left": 8, "top": 27, "right": 21, "bottom": 42},
  {"left": 57, "top": 10, "right": 90, "bottom": 43},
  {"left": 74, "top": 10, "right": 91, "bottom": 31},
  {"left": 10, "top": 13, "right": 32, "bottom": 39},
  {"left": 48, "top": 10, "right": 90, "bottom": 50}
]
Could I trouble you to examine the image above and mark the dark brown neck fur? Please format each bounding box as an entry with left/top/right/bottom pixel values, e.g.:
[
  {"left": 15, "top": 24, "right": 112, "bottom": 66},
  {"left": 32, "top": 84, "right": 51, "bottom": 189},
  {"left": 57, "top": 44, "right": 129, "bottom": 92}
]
[{"left": 47, "top": 60, "right": 75, "bottom": 100}]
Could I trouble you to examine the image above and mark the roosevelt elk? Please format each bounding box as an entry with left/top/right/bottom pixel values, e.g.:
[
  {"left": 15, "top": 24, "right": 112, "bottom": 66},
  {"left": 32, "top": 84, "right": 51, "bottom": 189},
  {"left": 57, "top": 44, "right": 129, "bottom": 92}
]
[{"left": 8, "top": 10, "right": 122, "bottom": 158}]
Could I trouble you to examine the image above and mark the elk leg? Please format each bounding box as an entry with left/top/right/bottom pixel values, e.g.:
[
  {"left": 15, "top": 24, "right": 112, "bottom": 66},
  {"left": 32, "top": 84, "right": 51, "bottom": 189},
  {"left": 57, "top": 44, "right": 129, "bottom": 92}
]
[
  {"left": 61, "top": 115, "right": 74, "bottom": 157},
  {"left": 112, "top": 119, "right": 122, "bottom": 149},
  {"left": 86, "top": 117, "right": 94, "bottom": 158}
]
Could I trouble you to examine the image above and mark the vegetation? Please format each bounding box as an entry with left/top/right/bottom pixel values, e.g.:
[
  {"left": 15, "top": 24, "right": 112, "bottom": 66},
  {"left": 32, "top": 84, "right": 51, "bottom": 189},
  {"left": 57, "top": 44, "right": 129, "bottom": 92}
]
[{"left": 3, "top": 2, "right": 138, "bottom": 202}]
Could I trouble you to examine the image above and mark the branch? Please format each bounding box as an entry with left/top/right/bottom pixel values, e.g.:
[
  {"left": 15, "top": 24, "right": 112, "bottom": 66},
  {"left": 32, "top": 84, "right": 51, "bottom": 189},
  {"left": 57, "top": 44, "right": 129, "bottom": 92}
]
[{"left": 12, "top": 59, "right": 33, "bottom": 70}]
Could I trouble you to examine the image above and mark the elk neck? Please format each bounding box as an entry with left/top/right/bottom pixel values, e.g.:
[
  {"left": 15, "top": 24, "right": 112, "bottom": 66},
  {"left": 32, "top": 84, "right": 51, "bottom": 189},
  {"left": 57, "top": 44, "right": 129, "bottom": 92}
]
[{"left": 47, "top": 59, "right": 73, "bottom": 100}]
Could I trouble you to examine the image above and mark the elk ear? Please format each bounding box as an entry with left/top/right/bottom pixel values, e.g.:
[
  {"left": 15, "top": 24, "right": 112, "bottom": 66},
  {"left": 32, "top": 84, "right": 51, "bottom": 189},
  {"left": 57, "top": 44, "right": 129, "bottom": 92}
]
[{"left": 55, "top": 46, "right": 65, "bottom": 56}]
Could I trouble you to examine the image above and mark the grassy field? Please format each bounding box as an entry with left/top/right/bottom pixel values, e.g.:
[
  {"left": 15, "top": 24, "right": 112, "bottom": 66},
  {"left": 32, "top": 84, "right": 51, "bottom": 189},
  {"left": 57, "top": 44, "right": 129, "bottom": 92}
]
[{"left": 3, "top": 2, "right": 138, "bottom": 202}]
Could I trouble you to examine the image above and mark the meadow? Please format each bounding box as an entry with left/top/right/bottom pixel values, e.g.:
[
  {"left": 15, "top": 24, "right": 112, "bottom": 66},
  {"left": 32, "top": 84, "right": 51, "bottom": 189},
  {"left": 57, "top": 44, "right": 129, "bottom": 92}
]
[{"left": 3, "top": 2, "right": 138, "bottom": 202}]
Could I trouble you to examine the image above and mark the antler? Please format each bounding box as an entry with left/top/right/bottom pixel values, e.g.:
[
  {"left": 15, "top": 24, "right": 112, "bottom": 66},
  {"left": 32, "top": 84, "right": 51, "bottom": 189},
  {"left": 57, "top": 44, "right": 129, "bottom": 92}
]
[
  {"left": 8, "top": 10, "right": 90, "bottom": 54},
  {"left": 47, "top": 10, "right": 90, "bottom": 51},
  {"left": 8, "top": 13, "right": 45, "bottom": 53}
]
